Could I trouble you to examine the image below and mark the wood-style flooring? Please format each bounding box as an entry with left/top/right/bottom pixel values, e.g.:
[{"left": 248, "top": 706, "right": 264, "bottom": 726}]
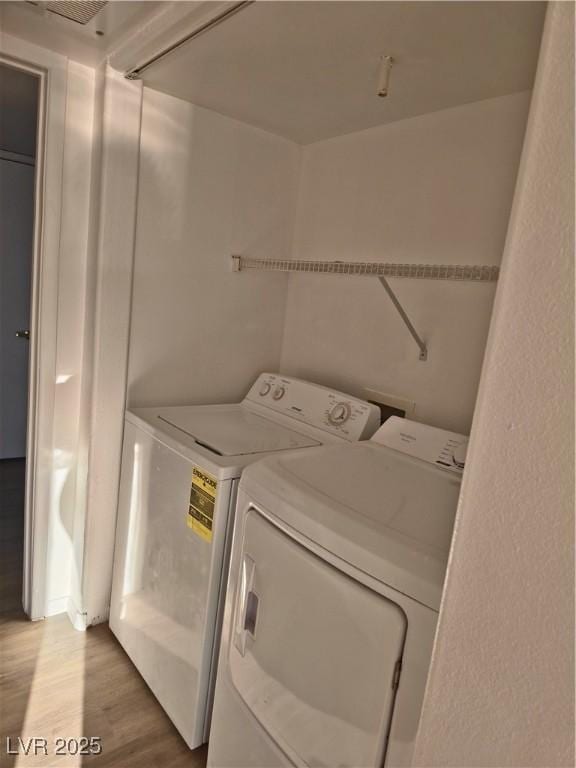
[{"left": 0, "top": 460, "right": 208, "bottom": 768}]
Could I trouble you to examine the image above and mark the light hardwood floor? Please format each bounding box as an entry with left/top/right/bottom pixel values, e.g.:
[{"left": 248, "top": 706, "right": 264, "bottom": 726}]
[{"left": 0, "top": 460, "right": 208, "bottom": 768}]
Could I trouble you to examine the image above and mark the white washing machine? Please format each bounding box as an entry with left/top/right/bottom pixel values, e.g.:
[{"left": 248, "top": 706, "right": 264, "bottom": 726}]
[
  {"left": 207, "top": 416, "right": 468, "bottom": 768},
  {"left": 109, "top": 373, "right": 379, "bottom": 750}
]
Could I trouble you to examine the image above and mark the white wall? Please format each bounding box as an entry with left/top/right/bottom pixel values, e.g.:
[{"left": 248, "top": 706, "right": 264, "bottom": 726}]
[
  {"left": 68, "top": 61, "right": 105, "bottom": 629},
  {"left": 280, "top": 92, "right": 531, "bottom": 434},
  {"left": 46, "top": 59, "right": 96, "bottom": 617},
  {"left": 127, "top": 88, "right": 300, "bottom": 407},
  {"left": 413, "top": 3, "right": 574, "bottom": 766}
]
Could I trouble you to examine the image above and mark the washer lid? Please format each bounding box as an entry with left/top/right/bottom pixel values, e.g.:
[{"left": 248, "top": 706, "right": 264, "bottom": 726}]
[
  {"left": 241, "top": 439, "right": 463, "bottom": 609},
  {"left": 149, "top": 404, "right": 320, "bottom": 456}
]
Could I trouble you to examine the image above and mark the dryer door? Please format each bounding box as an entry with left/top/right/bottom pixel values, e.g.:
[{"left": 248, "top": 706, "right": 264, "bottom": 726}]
[{"left": 229, "top": 507, "right": 407, "bottom": 767}]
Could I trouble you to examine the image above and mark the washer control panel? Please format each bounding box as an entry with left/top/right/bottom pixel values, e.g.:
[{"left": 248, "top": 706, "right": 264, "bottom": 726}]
[
  {"left": 373, "top": 416, "right": 468, "bottom": 474},
  {"left": 245, "top": 373, "right": 380, "bottom": 441}
]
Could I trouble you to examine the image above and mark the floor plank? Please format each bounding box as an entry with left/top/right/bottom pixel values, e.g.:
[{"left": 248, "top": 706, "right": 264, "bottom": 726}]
[
  {"left": 0, "top": 460, "right": 208, "bottom": 768},
  {"left": 0, "top": 460, "right": 26, "bottom": 618}
]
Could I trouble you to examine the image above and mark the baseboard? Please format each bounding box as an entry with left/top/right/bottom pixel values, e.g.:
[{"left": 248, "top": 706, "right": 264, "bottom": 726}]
[{"left": 85, "top": 607, "right": 110, "bottom": 627}]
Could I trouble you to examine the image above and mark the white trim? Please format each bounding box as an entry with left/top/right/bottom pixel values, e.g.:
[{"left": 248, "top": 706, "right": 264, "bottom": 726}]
[
  {"left": 124, "top": 2, "right": 253, "bottom": 79},
  {"left": 0, "top": 37, "right": 68, "bottom": 621},
  {"left": 67, "top": 595, "right": 88, "bottom": 631},
  {"left": 81, "top": 67, "right": 143, "bottom": 625},
  {"left": 53, "top": 59, "right": 97, "bottom": 629},
  {"left": 44, "top": 595, "right": 70, "bottom": 618},
  {"left": 109, "top": 1, "right": 237, "bottom": 75}
]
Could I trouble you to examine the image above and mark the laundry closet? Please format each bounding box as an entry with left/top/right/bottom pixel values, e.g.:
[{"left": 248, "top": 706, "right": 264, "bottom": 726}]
[
  {"left": 0, "top": 2, "right": 571, "bottom": 767},
  {"left": 109, "top": 8, "right": 546, "bottom": 756},
  {"left": 125, "top": 1, "right": 545, "bottom": 435}
]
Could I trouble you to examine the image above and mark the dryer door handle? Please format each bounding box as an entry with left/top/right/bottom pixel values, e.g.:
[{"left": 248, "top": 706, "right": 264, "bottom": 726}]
[
  {"left": 234, "top": 555, "right": 258, "bottom": 656},
  {"left": 243, "top": 590, "right": 259, "bottom": 636}
]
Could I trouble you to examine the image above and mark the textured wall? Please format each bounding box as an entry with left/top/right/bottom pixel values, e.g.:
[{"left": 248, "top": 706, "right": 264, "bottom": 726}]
[
  {"left": 413, "top": 3, "right": 574, "bottom": 766},
  {"left": 280, "top": 92, "right": 531, "bottom": 434},
  {"left": 127, "top": 89, "right": 300, "bottom": 408}
]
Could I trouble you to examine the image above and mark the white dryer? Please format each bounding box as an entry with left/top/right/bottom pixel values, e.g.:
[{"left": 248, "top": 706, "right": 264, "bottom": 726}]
[
  {"left": 207, "top": 416, "right": 468, "bottom": 768},
  {"left": 109, "top": 374, "right": 379, "bottom": 750}
]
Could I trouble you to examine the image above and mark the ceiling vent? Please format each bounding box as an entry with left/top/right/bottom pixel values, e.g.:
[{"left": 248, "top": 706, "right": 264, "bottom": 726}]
[
  {"left": 27, "top": 1, "right": 108, "bottom": 25},
  {"left": 47, "top": 1, "right": 107, "bottom": 24}
]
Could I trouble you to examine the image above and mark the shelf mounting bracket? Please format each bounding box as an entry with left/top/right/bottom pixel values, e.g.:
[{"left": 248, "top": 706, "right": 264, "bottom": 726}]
[{"left": 378, "top": 277, "right": 427, "bottom": 361}]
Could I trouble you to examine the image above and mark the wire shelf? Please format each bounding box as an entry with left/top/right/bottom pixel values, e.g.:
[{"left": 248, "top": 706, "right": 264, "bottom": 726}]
[{"left": 232, "top": 256, "right": 499, "bottom": 282}]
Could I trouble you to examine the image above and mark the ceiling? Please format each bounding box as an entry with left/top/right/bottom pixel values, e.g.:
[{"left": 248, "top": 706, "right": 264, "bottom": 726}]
[
  {"left": 141, "top": 1, "right": 546, "bottom": 144},
  {"left": 0, "top": 1, "right": 165, "bottom": 66}
]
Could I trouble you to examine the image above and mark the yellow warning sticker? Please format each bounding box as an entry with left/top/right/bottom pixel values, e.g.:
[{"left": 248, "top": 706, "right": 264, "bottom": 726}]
[{"left": 188, "top": 467, "right": 217, "bottom": 542}]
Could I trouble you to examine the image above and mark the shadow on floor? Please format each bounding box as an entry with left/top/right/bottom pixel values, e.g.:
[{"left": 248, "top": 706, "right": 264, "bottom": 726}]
[
  {"left": 0, "top": 459, "right": 42, "bottom": 768},
  {"left": 81, "top": 624, "right": 208, "bottom": 767},
  {"left": 0, "top": 459, "right": 208, "bottom": 768}
]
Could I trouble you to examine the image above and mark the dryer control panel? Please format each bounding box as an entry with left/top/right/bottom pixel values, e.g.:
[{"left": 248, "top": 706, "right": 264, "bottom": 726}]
[
  {"left": 245, "top": 373, "right": 380, "bottom": 441},
  {"left": 373, "top": 416, "right": 468, "bottom": 474}
]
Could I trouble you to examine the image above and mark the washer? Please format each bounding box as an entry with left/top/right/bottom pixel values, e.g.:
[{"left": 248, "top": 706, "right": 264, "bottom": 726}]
[
  {"left": 207, "top": 416, "right": 468, "bottom": 768},
  {"left": 109, "top": 373, "right": 380, "bottom": 750}
]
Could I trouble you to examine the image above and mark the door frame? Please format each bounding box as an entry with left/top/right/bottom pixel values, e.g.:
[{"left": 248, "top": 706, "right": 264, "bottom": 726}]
[{"left": 0, "top": 38, "right": 67, "bottom": 620}]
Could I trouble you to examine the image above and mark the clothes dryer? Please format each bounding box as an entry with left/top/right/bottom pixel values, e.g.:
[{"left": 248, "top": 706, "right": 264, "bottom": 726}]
[{"left": 208, "top": 417, "right": 468, "bottom": 767}]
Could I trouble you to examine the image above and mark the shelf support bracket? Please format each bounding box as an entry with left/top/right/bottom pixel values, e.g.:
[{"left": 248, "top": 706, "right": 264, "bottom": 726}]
[{"left": 378, "top": 277, "right": 428, "bottom": 361}]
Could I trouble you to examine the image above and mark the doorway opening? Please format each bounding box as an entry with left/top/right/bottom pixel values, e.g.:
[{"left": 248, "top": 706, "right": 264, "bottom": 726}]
[{"left": 0, "top": 63, "right": 40, "bottom": 618}]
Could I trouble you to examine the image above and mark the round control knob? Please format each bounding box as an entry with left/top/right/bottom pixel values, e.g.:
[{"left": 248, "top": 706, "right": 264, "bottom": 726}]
[
  {"left": 328, "top": 401, "right": 351, "bottom": 426},
  {"left": 452, "top": 442, "right": 468, "bottom": 469},
  {"left": 272, "top": 386, "right": 286, "bottom": 401},
  {"left": 259, "top": 382, "right": 271, "bottom": 397}
]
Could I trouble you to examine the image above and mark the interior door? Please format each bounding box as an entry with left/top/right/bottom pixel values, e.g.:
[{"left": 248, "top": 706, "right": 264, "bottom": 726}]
[
  {"left": 229, "top": 508, "right": 407, "bottom": 768},
  {"left": 0, "top": 157, "right": 34, "bottom": 459}
]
